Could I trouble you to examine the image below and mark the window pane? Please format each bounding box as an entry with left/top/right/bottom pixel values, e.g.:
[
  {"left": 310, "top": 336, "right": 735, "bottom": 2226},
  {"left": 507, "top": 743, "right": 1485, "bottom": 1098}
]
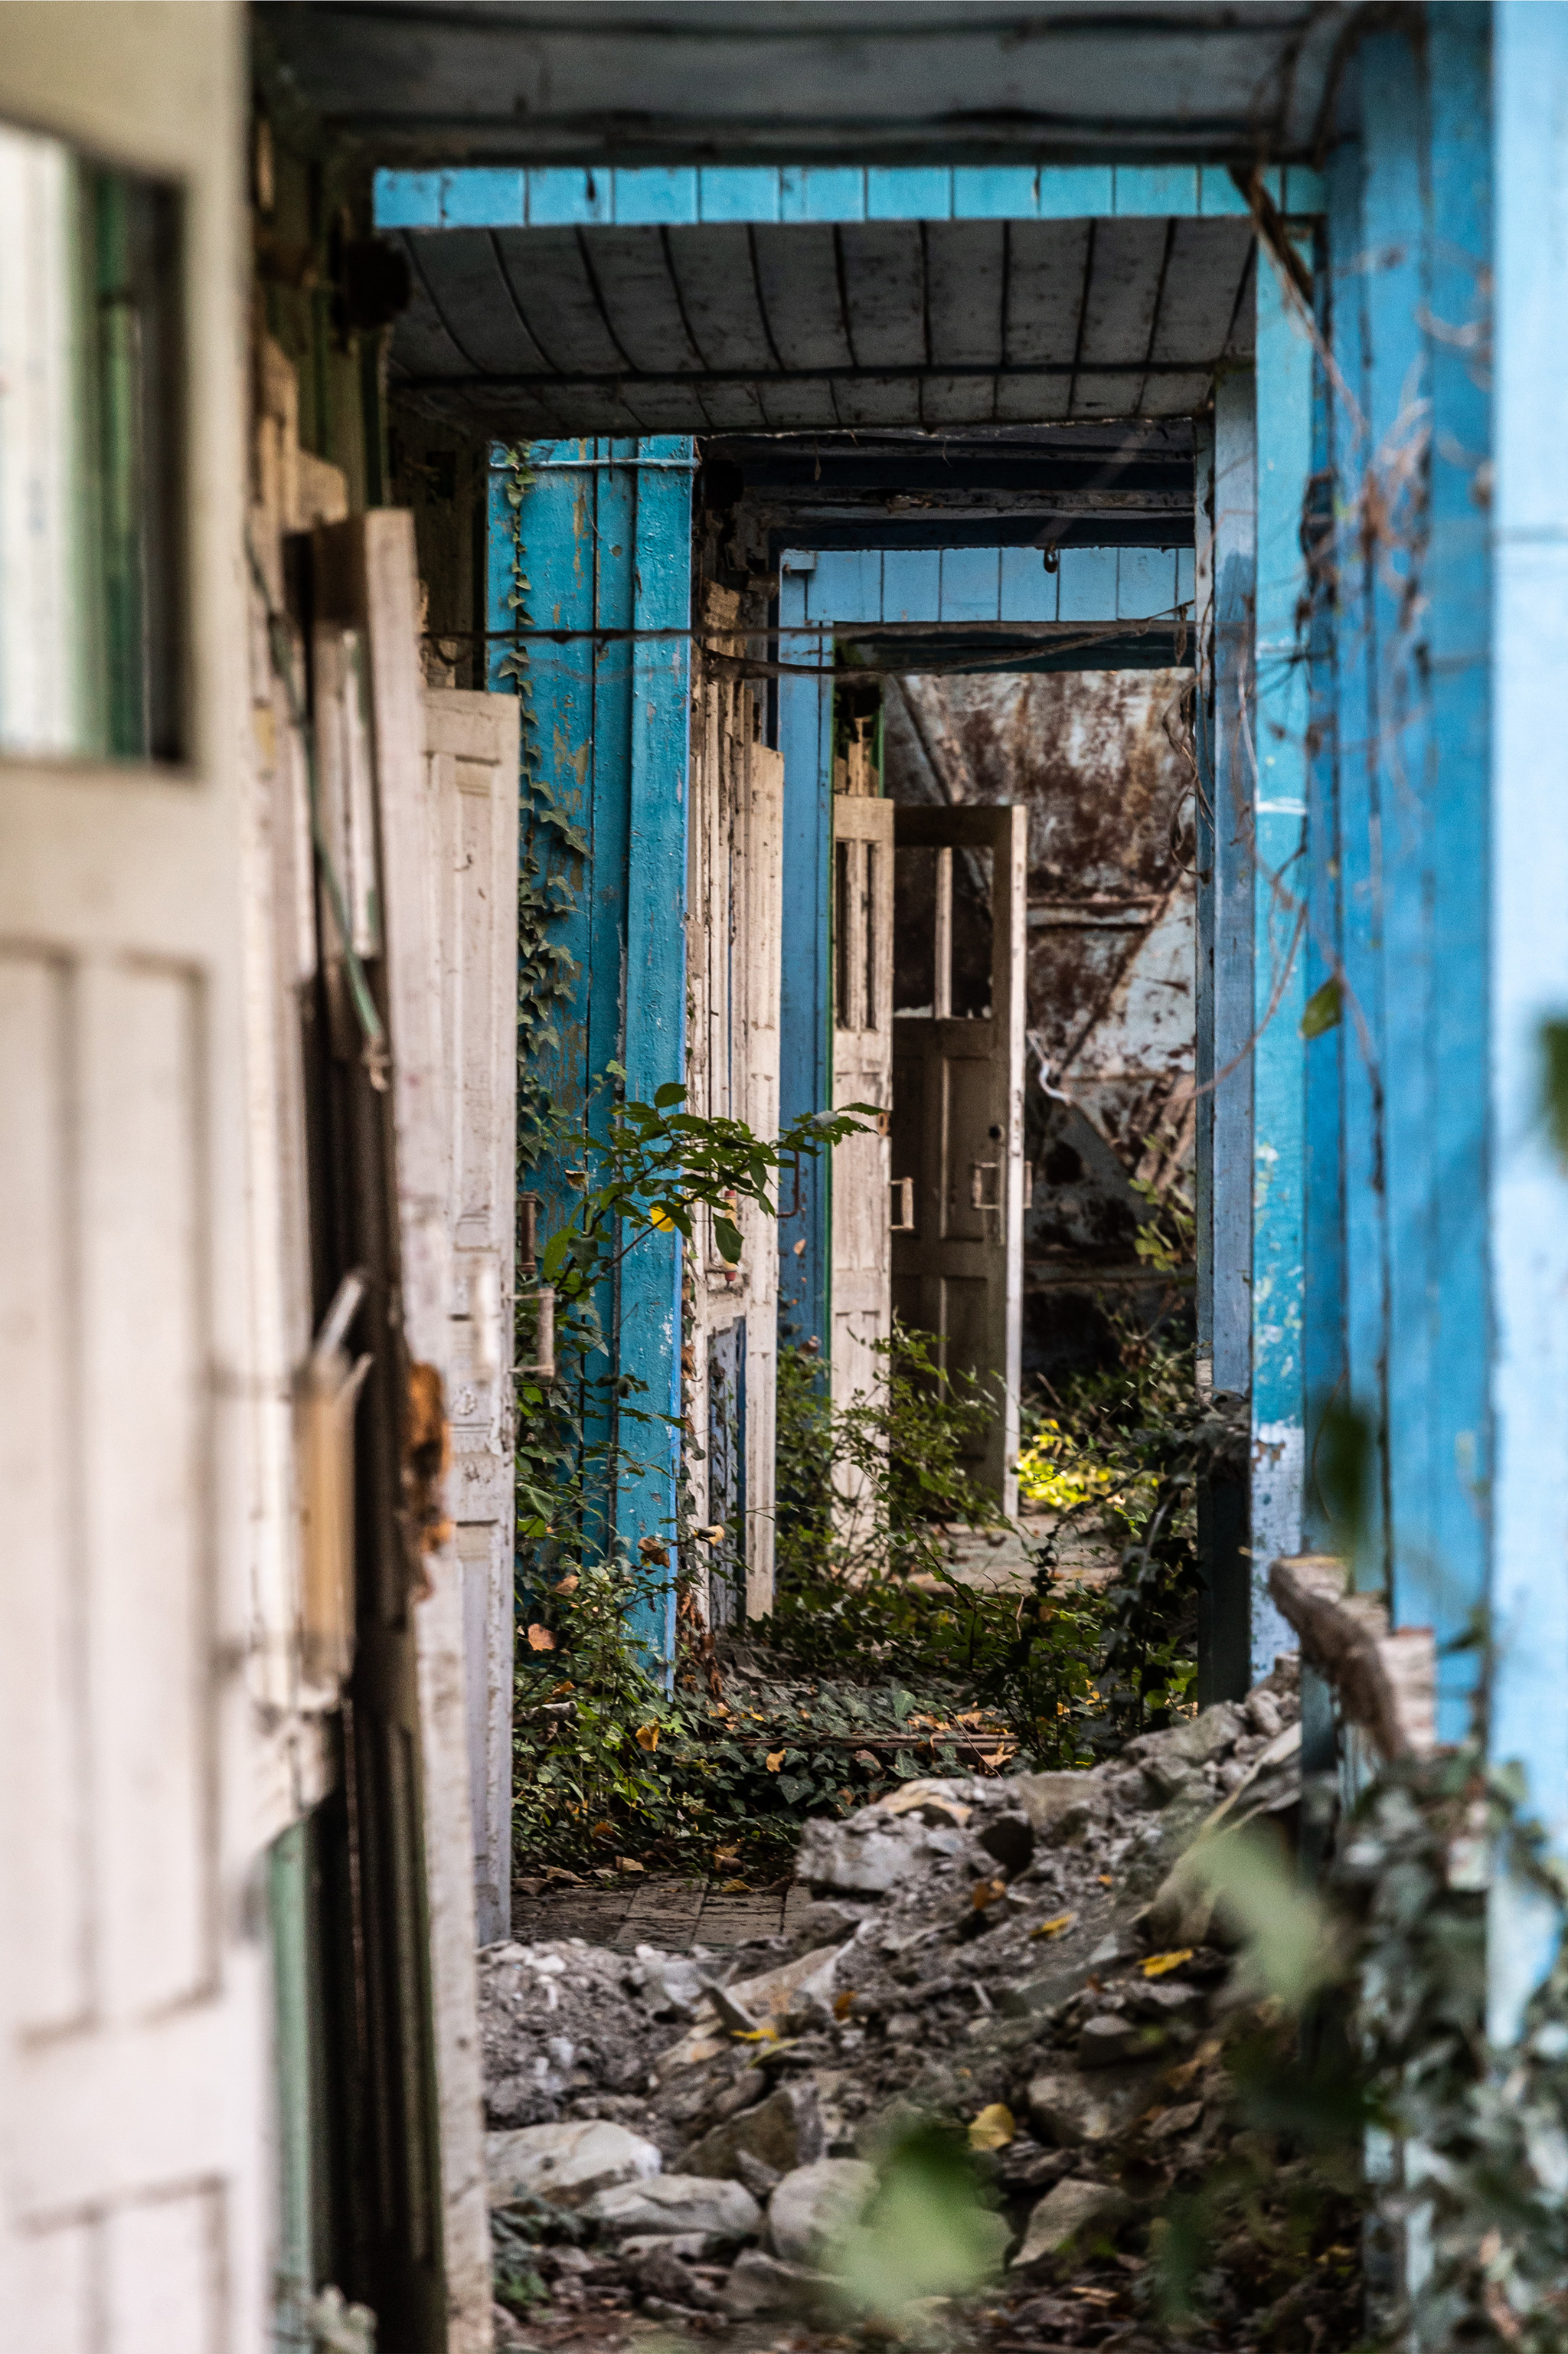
[{"left": 0, "top": 123, "right": 183, "bottom": 761}]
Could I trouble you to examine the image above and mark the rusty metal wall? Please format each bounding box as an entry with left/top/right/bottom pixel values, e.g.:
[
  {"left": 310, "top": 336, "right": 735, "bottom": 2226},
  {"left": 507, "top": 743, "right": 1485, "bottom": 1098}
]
[{"left": 884, "top": 668, "right": 1196, "bottom": 1380}]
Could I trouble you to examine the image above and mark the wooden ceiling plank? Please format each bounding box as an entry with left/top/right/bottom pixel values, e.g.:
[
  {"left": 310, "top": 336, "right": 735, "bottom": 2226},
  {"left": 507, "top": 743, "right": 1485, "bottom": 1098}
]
[
  {"left": 994, "top": 373, "right": 1073, "bottom": 423},
  {"left": 756, "top": 380, "right": 842, "bottom": 430},
  {"left": 833, "top": 374, "right": 926, "bottom": 428},
  {"left": 1005, "top": 220, "right": 1092, "bottom": 366},
  {"left": 751, "top": 225, "right": 855, "bottom": 370},
  {"left": 413, "top": 229, "right": 554, "bottom": 374},
  {"left": 1150, "top": 218, "right": 1254, "bottom": 361},
  {"left": 394, "top": 234, "right": 477, "bottom": 378},
  {"left": 839, "top": 222, "right": 926, "bottom": 371},
  {"left": 926, "top": 220, "right": 1006, "bottom": 367},
  {"left": 665, "top": 224, "right": 776, "bottom": 371},
  {"left": 584, "top": 227, "right": 703, "bottom": 373},
  {"left": 920, "top": 375, "right": 1001, "bottom": 427},
  {"left": 492, "top": 227, "right": 627, "bottom": 374},
  {"left": 1070, "top": 374, "right": 1142, "bottom": 418},
  {"left": 1077, "top": 217, "right": 1170, "bottom": 366},
  {"left": 694, "top": 381, "right": 772, "bottom": 430}
]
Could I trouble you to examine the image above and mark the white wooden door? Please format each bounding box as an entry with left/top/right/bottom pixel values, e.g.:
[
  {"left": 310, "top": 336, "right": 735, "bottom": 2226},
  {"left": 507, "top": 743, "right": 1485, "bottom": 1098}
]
[
  {"left": 0, "top": 10, "right": 273, "bottom": 2349},
  {"left": 890, "top": 802, "right": 1027, "bottom": 1513},
  {"left": 831, "top": 794, "right": 895, "bottom": 1417},
  {"left": 425, "top": 689, "right": 520, "bottom": 1948}
]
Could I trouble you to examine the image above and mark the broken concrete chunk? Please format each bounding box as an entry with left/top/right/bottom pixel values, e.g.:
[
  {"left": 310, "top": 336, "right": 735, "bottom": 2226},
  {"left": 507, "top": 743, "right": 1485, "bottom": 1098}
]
[
  {"left": 1043, "top": 1797, "right": 1109, "bottom": 1849},
  {"left": 1027, "top": 2068, "right": 1158, "bottom": 2147},
  {"left": 653, "top": 1942, "right": 849, "bottom": 2076},
  {"left": 583, "top": 2173, "right": 763, "bottom": 2241},
  {"left": 768, "top": 2157, "right": 877, "bottom": 2267},
  {"left": 1011, "top": 2178, "right": 1133, "bottom": 2271},
  {"left": 626, "top": 2241, "right": 724, "bottom": 2310},
  {"left": 722, "top": 2248, "right": 838, "bottom": 2319},
  {"left": 1011, "top": 1770, "right": 1102, "bottom": 1834},
  {"left": 796, "top": 1818, "right": 929, "bottom": 1895},
  {"left": 682, "top": 2081, "right": 824, "bottom": 2182},
  {"left": 877, "top": 1778, "right": 975, "bottom": 1829},
  {"left": 485, "top": 2119, "right": 662, "bottom": 2209},
  {"left": 618, "top": 2231, "right": 733, "bottom": 2264}
]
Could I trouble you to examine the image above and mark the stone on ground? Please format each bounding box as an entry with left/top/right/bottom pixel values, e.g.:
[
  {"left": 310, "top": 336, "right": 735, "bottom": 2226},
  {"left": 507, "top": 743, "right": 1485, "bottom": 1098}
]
[
  {"left": 1011, "top": 2177, "right": 1134, "bottom": 2271},
  {"left": 767, "top": 2156, "right": 877, "bottom": 2266},
  {"left": 485, "top": 2118, "right": 660, "bottom": 2209},
  {"left": 583, "top": 2172, "right": 763, "bottom": 2241},
  {"left": 682, "top": 2079, "right": 823, "bottom": 2181},
  {"left": 721, "top": 2247, "right": 838, "bottom": 2318}
]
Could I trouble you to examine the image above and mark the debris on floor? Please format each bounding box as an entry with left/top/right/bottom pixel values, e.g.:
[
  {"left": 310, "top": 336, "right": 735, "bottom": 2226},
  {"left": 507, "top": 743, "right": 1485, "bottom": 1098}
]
[{"left": 481, "top": 1656, "right": 1360, "bottom": 2349}]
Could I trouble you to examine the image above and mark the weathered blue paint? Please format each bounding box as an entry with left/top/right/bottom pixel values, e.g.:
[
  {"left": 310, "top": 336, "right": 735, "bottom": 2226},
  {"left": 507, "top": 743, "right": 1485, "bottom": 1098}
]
[
  {"left": 1488, "top": 0, "right": 1568, "bottom": 2034},
  {"left": 795, "top": 544, "right": 1191, "bottom": 630},
  {"left": 1301, "top": 230, "right": 1346, "bottom": 1550},
  {"left": 1250, "top": 244, "right": 1314, "bottom": 1672},
  {"left": 494, "top": 436, "right": 693, "bottom": 1664},
  {"left": 1193, "top": 417, "right": 1217, "bottom": 1382},
  {"left": 776, "top": 556, "right": 831, "bottom": 1355},
  {"left": 1210, "top": 368, "right": 1256, "bottom": 1407},
  {"left": 1425, "top": 2, "right": 1492, "bottom": 1736},
  {"left": 1325, "top": 122, "right": 1390, "bottom": 1597},
  {"left": 375, "top": 162, "right": 1324, "bottom": 233},
  {"left": 1362, "top": 31, "right": 1439, "bottom": 1656}
]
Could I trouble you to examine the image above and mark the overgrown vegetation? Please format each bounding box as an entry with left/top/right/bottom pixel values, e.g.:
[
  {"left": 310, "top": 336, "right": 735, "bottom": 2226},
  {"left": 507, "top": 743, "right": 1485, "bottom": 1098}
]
[{"left": 512, "top": 1309, "right": 1211, "bottom": 1878}]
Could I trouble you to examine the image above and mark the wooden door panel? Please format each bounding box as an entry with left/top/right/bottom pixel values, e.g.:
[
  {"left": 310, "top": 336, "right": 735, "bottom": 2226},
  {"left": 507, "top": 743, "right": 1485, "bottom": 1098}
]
[
  {"left": 831, "top": 796, "right": 894, "bottom": 1421},
  {"left": 892, "top": 802, "right": 1026, "bottom": 1511}
]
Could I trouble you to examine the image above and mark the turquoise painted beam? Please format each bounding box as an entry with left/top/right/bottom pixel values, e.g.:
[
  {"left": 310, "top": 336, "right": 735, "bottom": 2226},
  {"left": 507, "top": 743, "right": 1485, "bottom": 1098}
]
[
  {"left": 1250, "top": 242, "right": 1314, "bottom": 1676},
  {"left": 1425, "top": 2, "right": 1492, "bottom": 1738},
  {"left": 375, "top": 161, "right": 1324, "bottom": 234},
  {"left": 1193, "top": 418, "right": 1217, "bottom": 1385},
  {"left": 1488, "top": 0, "right": 1568, "bottom": 2035},
  {"left": 1325, "top": 123, "right": 1390, "bottom": 1600},
  {"left": 776, "top": 556, "right": 831, "bottom": 1357}
]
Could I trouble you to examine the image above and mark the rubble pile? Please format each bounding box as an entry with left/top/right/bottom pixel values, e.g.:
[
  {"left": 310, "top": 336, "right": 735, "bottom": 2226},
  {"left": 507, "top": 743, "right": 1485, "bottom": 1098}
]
[{"left": 479, "top": 1659, "right": 1356, "bottom": 2348}]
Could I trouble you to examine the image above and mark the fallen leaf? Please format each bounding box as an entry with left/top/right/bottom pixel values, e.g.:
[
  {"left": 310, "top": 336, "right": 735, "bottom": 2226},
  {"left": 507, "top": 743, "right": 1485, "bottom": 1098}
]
[
  {"left": 550, "top": 1573, "right": 580, "bottom": 1595},
  {"left": 969, "top": 2103, "right": 1016, "bottom": 2152},
  {"left": 1142, "top": 1948, "right": 1194, "bottom": 1979},
  {"left": 616, "top": 1856, "right": 645, "bottom": 1875},
  {"left": 732, "top": 2023, "right": 781, "bottom": 2042},
  {"left": 971, "top": 1877, "right": 1007, "bottom": 1911},
  {"left": 526, "top": 1623, "right": 556, "bottom": 1651},
  {"left": 713, "top": 1844, "right": 741, "bottom": 1865},
  {"left": 720, "top": 1878, "right": 750, "bottom": 1894},
  {"left": 766, "top": 1749, "right": 786, "bottom": 1771},
  {"left": 635, "top": 1723, "right": 661, "bottom": 1751},
  {"left": 590, "top": 1819, "right": 616, "bottom": 1839},
  {"left": 541, "top": 1866, "right": 582, "bottom": 1884},
  {"left": 1097, "top": 1874, "right": 1114, "bottom": 1887},
  {"left": 834, "top": 1989, "right": 856, "bottom": 2021},
  {"left": 638, "top": 1535, "right": 670, "bottom": 1566},
  {"left": 1031, "top": 1911, "right": 1078, "bottom": 1941}
]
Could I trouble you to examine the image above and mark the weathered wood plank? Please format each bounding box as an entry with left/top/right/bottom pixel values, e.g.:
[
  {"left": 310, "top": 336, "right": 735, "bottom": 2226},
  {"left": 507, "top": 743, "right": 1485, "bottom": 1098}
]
[
  {"left": 492, "top": 227, "right": 626, "bottom": 372},
  {"left": 840, "top": 221, "right": 926, "bottom": 368},
  {"left": 417, "top": 227, "right": 554, "bottom": 375},
  {"left": 589, "top": 227, "right": 703, "bottom": 373},
  {"left": 751, "top": 224, "right": 854, "bottom": 369},
  {"left": 926, "top": 221, "right": 1006, "bottom": 367},
  {"left": 666, "top": 223, "right": 776, "bottom": 371}
]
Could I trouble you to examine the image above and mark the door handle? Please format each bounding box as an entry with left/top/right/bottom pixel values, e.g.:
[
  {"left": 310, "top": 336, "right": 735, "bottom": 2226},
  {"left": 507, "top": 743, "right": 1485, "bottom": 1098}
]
[{"left": 969, "top": 1161, "right": 1001, "bottom": 1211}]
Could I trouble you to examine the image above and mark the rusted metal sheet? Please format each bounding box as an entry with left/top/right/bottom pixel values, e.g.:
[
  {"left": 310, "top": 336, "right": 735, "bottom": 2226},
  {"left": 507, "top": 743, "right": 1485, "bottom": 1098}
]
[{"left": 884, "top": 668, "right": 1195, "bottom": 1375}]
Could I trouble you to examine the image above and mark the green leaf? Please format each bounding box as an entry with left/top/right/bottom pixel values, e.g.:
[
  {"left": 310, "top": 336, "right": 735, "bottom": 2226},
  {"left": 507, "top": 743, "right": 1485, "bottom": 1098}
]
[
  {"left": 1300, "top": 976, "right": 1342, "bottom": 1038},
  {"left": 713, "top": 1216, "right": 743, "bottom": 1264},
  {"left": 654, "top": 1081, "right": 687, "bottom": 1109}
]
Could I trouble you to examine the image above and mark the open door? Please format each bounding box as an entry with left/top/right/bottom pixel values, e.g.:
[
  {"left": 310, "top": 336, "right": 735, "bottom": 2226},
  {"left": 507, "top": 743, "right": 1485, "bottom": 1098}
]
[
  {"left": 890, "top": 803, "right": 1027, "bottom": 1515},
  {"left": 425, "top": 688, "right": 520, "bottom": 1951},
  {"left": 831, "top": 793, "right": 895, "bottom": 1418}
]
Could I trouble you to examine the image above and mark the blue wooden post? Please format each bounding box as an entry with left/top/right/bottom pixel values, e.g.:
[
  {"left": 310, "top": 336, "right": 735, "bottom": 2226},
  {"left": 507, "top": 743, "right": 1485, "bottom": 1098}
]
[
  {"left": 1250, "top": 241, "right": 1315, "bottom": 1674},
  {"left": 1424, "top": 2, "right": 1492, "bottom": 1739},
  {"left": 1193, "top": 419, "right": 1217, "bottom": 1391},
  {"left": 1301, "top": 222, "right": 1346, "bottom": 1549},
  {"left": 493, "top": 436, "right": 693, "bottom": 1666},
  {"left": 1488, "top": 0, "right": 1568, "bottom": 2034},
  {"left": 776, "top": 553, "right": 831, "bottom": 1355},
  {"left": 1204, "top": 365, "right": 1257, "bottom": 1699},
  {"left": 616, "top": 439, "right": 694, "bottom": 1665},
  {"left": 1325, "top": 121, "right": 1390, "bottom": 1599}
]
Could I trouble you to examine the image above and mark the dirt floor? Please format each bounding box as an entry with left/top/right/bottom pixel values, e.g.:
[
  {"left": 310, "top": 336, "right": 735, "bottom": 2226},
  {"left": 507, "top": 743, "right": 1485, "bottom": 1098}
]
[{"left": 484, "top": 1656, "right": 1358, "bottom": 2354}]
